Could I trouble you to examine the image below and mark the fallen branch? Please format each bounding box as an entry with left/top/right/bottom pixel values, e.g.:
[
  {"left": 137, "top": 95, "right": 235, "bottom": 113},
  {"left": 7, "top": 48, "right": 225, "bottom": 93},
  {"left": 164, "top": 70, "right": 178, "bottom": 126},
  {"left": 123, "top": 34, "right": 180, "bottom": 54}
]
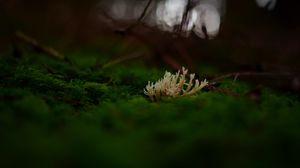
[
  {"left": 206, "top": 84, "right": 241, "bottom": 97},
  {"left": 211, "top": 72, "right": 294, "bottom": 83},
  {"left": 102, "top": 51, "right": 144, "bottom": 69},
  {"left": 15, "top": 31, "right": 65, "bottom": 60}
]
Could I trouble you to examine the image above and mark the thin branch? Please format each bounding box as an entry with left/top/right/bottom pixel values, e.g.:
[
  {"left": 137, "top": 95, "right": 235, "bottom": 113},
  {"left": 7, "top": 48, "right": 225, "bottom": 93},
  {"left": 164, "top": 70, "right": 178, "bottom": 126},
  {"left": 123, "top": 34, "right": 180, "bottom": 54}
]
[
  {"left": 179, "top": 0, "right": 192, "bottom": 33},
  {"left": 118, "top": 0, "right": 153, "bottom": 34},
  {"left": 15, "top": 31, "right": 65, "bottom": 60},
  {"left": 176, "top": 0, "right": 198, "bottom": 35},
  {"left": 135, "top": 0, "right": 153, "bottom": 26},
  {"left": 102, "top": 51, "right": 144, "bottom": 69},
  {"left": 206, "top": 85, "right": 241, "bottom": 97},
  {"left": 211, "top": 72, "right": 294, "bottom": 83}
]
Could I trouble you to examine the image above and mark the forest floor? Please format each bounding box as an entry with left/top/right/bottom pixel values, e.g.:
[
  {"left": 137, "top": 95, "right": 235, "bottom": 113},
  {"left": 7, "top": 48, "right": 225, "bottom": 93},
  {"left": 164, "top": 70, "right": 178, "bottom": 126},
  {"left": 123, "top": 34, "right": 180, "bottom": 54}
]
[{"left": 0, "top": 48, "right": 300, "bottom": 167}]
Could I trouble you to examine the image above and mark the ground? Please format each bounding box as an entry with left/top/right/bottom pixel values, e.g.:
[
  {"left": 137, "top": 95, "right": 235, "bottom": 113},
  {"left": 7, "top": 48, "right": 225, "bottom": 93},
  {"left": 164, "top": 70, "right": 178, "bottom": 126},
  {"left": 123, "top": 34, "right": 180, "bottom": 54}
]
[{"left": 0, "top": 49, "right": 300, "bottom": 168}]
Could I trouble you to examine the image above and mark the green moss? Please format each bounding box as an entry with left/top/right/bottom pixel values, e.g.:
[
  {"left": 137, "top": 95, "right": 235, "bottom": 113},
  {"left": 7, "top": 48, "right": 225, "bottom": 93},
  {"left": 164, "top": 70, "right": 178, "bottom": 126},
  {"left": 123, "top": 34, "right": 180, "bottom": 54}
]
[{"left": 0, "top": 52, "right": 299, "bottom": 167}]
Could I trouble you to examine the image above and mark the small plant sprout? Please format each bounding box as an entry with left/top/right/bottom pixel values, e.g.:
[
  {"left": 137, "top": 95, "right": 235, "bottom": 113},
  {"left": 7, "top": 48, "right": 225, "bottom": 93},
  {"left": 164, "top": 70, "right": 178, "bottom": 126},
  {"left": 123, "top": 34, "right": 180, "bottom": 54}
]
[{"left": 144, "top": 67, "right": 208, "bottom": 101}]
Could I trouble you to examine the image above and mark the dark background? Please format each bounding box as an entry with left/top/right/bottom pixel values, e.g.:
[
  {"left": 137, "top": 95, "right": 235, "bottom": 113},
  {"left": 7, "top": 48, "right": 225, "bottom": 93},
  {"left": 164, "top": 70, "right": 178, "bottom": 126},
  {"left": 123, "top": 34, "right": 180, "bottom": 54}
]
[{"left": 1, "top": 0, "right": 300, "bottom": 71}]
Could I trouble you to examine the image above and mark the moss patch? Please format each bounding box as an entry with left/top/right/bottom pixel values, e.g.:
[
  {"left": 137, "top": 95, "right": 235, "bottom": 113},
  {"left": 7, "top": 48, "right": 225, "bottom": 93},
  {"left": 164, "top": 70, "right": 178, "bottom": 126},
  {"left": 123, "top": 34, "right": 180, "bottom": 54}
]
[{"left": 0, "top": 52, "right": 299, "bottom": 167}]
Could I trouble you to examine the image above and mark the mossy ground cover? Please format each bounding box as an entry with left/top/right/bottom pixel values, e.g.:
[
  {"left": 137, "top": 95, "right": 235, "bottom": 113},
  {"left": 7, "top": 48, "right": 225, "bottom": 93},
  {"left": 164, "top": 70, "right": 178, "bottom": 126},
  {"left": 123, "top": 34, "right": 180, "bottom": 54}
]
[{"left": 0, "top": 51, "right": 300, "bottom": 167}]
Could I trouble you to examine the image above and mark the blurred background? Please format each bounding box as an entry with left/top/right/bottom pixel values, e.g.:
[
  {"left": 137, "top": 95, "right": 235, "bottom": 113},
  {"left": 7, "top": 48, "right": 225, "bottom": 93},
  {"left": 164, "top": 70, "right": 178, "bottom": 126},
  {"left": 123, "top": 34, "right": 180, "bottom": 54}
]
[
  {"left": 1, "top": 1, "right": 300, "bottom": 167},
  {"left": 1, "top": 0, "right": 300, "bottom": 89}
]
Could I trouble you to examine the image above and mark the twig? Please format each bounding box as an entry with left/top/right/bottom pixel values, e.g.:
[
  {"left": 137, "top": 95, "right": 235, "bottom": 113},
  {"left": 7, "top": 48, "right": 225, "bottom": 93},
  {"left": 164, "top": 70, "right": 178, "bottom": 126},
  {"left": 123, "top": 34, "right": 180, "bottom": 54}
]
[
  {"left": 15, "top": 31, "right": 65, "bottom": 60},
  {"left": 102, "top": 51, "right": 144, "bottom": 69},
  {"left": 116, "top": 0, "right": 153, "bottom": 35},
  {"left": 206, "top": 85, "right": 240, "bottom": 97},
  {"left": 211, "top": 72, "right": 294, "bottom": 83},
  {"left": 179, "top": 0, "right": 192, "bottom": 33},
  {"left": 131, "top": 0, "right": 153, "bottom": 28},
  {"left": 176, "top": 0, "right": 198, "bottom": 35}
]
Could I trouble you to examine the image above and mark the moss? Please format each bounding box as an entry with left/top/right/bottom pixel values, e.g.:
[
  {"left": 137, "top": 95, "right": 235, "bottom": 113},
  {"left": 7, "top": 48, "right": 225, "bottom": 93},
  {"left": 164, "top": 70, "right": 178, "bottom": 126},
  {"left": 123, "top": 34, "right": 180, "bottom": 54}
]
[{"left": 0, "top": 51, "right": 300, "bottom": 167}]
